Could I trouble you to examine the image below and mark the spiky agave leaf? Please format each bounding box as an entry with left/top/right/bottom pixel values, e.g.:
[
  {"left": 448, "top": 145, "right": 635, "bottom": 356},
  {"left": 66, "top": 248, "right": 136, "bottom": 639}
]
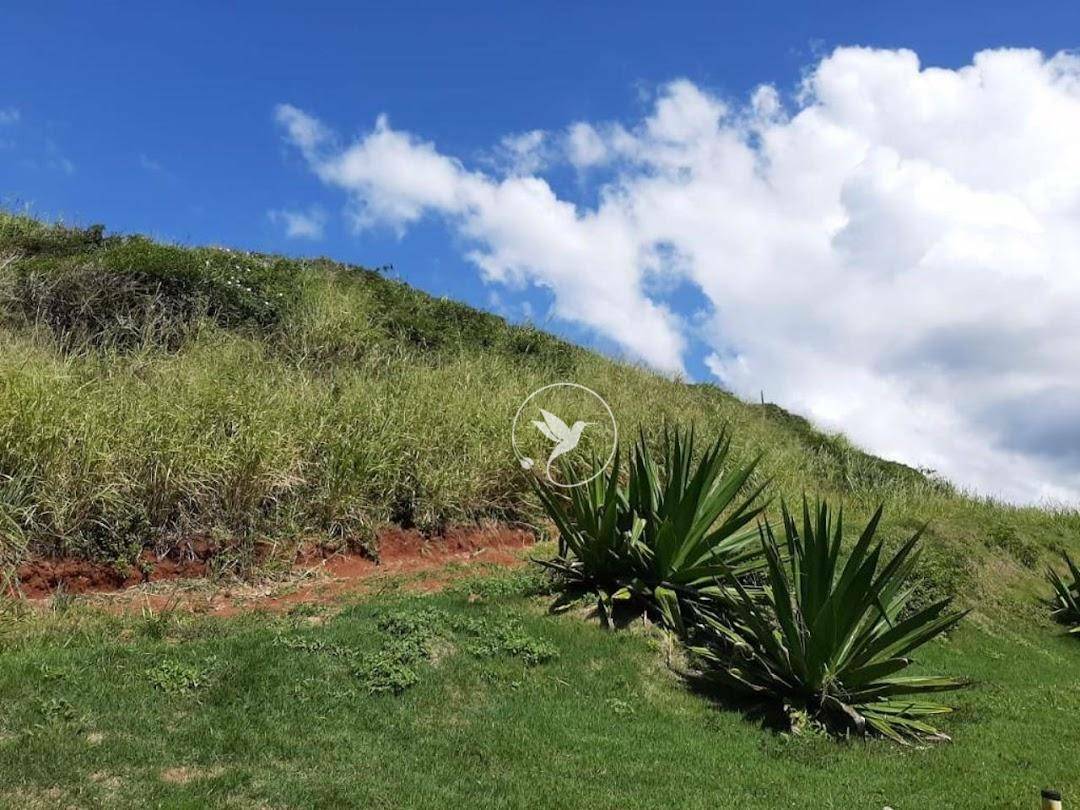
[
  {"left": 529, "top": 449, "right": 638, "bottom": 623},
  {"left": 530, "top": 425, "right": 767, "bottom": 629},
  {"left": 690, "top": 500, "right": 968, "bottom": 742},
  {"left": 623, "top": 426, "right": 768, "bottom": 628},
  {"left": 1046, "top": 552, "right": 1080, "bottom": 633}
]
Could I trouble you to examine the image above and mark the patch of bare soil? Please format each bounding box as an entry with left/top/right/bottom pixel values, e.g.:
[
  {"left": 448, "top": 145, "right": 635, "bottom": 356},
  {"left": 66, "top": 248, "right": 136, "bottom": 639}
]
[
  {"left": 8, "top": 525, "right": 536, "bottom": 615},
  {"left": 12, "top": 537, "right": 220, "bottom": 599},
  {"left": 159, "top": 765, "right": 226, "bottom": 784}
]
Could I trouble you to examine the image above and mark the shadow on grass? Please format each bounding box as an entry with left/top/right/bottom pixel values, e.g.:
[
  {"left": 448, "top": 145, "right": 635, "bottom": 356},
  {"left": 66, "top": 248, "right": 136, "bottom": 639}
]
[
  {"left": 543, "top": 588, "right": 793, "bottom": 732},
  {"left": 680, "top": 669, "right": 793, "bottom": 734},
  {"left": 545, "top": 591, "right": 656, "bottom": 631}
]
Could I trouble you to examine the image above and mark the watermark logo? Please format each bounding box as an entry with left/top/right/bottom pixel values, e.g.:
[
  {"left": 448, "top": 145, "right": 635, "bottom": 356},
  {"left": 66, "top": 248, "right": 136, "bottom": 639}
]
[{"left": 511, "top": 383, "right": 617, "bottom": 488}]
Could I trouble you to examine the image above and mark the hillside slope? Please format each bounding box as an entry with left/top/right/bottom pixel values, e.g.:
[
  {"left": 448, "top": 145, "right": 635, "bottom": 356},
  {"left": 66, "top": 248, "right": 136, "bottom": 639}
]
[{"left": 1, "top": 213, "right": 1077, "bottom": 608}]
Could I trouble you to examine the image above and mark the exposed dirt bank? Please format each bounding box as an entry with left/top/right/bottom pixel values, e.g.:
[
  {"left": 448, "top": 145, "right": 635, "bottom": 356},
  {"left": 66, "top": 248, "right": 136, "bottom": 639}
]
[{"left": 6, "top": 525, "right": 537, "bottom": 613}]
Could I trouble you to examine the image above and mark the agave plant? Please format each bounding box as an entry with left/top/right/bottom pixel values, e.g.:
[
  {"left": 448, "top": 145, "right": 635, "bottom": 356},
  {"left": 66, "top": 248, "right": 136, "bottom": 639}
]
[
  {"left": 691, "top": 500, "right": 968, "bottom": 742},
  {"left": 1046, "top": 552, "right": 1080, "bottom": 633},
  {"left": 531, "top": 426, "right": 767, "bottom": 630}
]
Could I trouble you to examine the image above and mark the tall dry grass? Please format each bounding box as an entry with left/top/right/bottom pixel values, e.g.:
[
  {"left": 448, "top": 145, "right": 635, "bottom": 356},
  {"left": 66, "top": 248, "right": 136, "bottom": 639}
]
[{"left": 0, "top": 212, "right": 1076, "bottom": 604}]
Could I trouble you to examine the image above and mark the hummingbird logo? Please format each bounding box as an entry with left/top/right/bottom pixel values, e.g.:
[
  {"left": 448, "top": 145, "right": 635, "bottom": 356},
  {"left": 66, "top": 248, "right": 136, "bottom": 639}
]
[
  {"left": 511, "top": 382, "right": 617, "bottom": 488},
  {"left": 528, "top": 409, "right": 592, "bottom": 482}
]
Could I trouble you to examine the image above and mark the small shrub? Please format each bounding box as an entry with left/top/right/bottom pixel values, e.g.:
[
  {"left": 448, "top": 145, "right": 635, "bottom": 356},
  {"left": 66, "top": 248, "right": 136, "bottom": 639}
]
[
  {"left": 3, "top": 234, "right": 299, "bottom": 351},
  {"left": 986, "top": 523, "right": 1039, "bottom": 569},
  {"left": 690, "top": 500, "right": 968, "bottom": 742},
  {"left": 96, "top": 239, "right": 296, "bottom": 330},
  {"left": 0, "top": 212, "right": 106, "bottom": 258},
  {"left": 506, "top": 325, "right": 580, "bottom": 373}
]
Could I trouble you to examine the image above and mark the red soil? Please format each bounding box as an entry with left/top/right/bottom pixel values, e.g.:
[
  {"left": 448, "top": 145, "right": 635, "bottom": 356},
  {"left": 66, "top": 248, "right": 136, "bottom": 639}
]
[
  {"left": 7, "top": 525, "right": 536, "bottom": 613},
  {"left": 12, "top": 537, "right": 221, "bottom": 599}
]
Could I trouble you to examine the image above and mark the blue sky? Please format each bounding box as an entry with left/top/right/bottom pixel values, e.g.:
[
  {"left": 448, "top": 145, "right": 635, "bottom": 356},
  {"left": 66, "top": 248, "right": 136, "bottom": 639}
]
[
  {"left": 4, "top": 0, "right": 1076, "bottom": 299},
  {"left": 3, "top": 2, "right": 1080, "bottom": 503}
]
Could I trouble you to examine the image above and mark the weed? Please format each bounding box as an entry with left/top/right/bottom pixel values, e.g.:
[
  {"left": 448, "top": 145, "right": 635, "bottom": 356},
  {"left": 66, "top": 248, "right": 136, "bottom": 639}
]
[
  {"left": 453, "top": 615, "right": 558, "bottom": 666},
  {"left": 146, "top": 657, "right": 218, "bottom": 695},
  {"left": 137, "top": 600, "right": 183, "bottom": 641},
  {"left": 35, "top": 663, "right": 65, "bottom": 683},
  {"left": 354, "top": 643, "right": 425, "bottom": 695},
  {"left": 35, "top": 696, "right": 78, "bottom": 724},
  {"left": 376, "top": 607, "right": 446, "bottom": 640},
  {"left": 349, "top": 608, "right": 447, "bottom": 694},
  {"left": 48, "top": 585, "right": 75, "bottom": 615},
  {"left": 273, "top": 634, "right": 352, "bottom": 658},
  {"left": 606, "top": 697, "right": 635, "bottom": 716},
  {"left": 276, "top": 605, "right": 557, "bottom": 695}
]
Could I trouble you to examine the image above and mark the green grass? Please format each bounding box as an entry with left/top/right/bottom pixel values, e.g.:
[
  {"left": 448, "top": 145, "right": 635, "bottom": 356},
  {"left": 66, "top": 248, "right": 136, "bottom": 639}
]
[
  {"left": 2, "top": 212, "right": 1077, "bottom": 615},
  {"left": 0, "top": 572, "right": 1077, "bottom": 808}
]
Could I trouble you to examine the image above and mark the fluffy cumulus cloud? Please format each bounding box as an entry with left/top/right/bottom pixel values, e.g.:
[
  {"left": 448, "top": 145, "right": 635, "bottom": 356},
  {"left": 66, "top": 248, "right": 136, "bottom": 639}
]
[{"left": 275, "top": 48, "right": 1080, "bottom": 504}]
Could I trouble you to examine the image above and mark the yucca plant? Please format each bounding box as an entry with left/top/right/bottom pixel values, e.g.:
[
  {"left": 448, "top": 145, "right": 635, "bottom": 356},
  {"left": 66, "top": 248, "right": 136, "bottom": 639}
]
[
  {"left": 531, "top": 447, "right": 634, "bottom": 615},
  {"left": 532, "top": 426, "right": 767, "bottom": 630},
  {"left": 1046, "top": 552, "right": 1080, "bottom": 633},
  {"left": 691, "top": 500, "right": 968, "bottom": 742}
]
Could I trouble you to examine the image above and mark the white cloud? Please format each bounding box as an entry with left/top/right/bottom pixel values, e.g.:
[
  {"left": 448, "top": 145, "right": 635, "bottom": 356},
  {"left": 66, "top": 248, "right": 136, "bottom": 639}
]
[
  {"left": 275, "top": 47, "right": 1080, "bottom": 504},
  {"left": 0, "top": 108, "right": 19, "bottom": 126},
  {"left": 274, "top": 104, "right": 331, "bottom": 156},
  {"left": 492, "top": 130, "right": 550, "bottom": 175},
  {"left": 268, "top": 206, "right": 326, "bottom": 240},
  {"left": 565, "top": 123, "right": 608, "bottom": 169},
  {"left": 275, "top": 107, "right": 685, "bottom": 370}
]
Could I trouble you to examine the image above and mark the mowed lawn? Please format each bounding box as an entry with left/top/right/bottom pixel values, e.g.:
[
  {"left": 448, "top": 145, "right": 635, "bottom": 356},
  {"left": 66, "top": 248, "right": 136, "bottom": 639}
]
[{"left": 1, "top": 568, "right": 1077, "bottom": 809}]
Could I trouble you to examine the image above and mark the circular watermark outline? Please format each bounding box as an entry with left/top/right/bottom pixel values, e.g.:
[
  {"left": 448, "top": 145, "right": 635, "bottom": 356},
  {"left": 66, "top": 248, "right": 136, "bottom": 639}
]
[{"left": 511, "top": 382, "right": 618, "bottom": 489}]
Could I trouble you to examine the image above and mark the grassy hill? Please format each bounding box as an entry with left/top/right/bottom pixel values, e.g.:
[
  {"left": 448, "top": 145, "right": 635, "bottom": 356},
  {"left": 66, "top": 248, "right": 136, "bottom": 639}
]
[
  {"left": 1, "top": 212, "right": 1077, "bottom": 606},
  {"left": 2, "top": 213, "right": 1080, "bottom": 807}
]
